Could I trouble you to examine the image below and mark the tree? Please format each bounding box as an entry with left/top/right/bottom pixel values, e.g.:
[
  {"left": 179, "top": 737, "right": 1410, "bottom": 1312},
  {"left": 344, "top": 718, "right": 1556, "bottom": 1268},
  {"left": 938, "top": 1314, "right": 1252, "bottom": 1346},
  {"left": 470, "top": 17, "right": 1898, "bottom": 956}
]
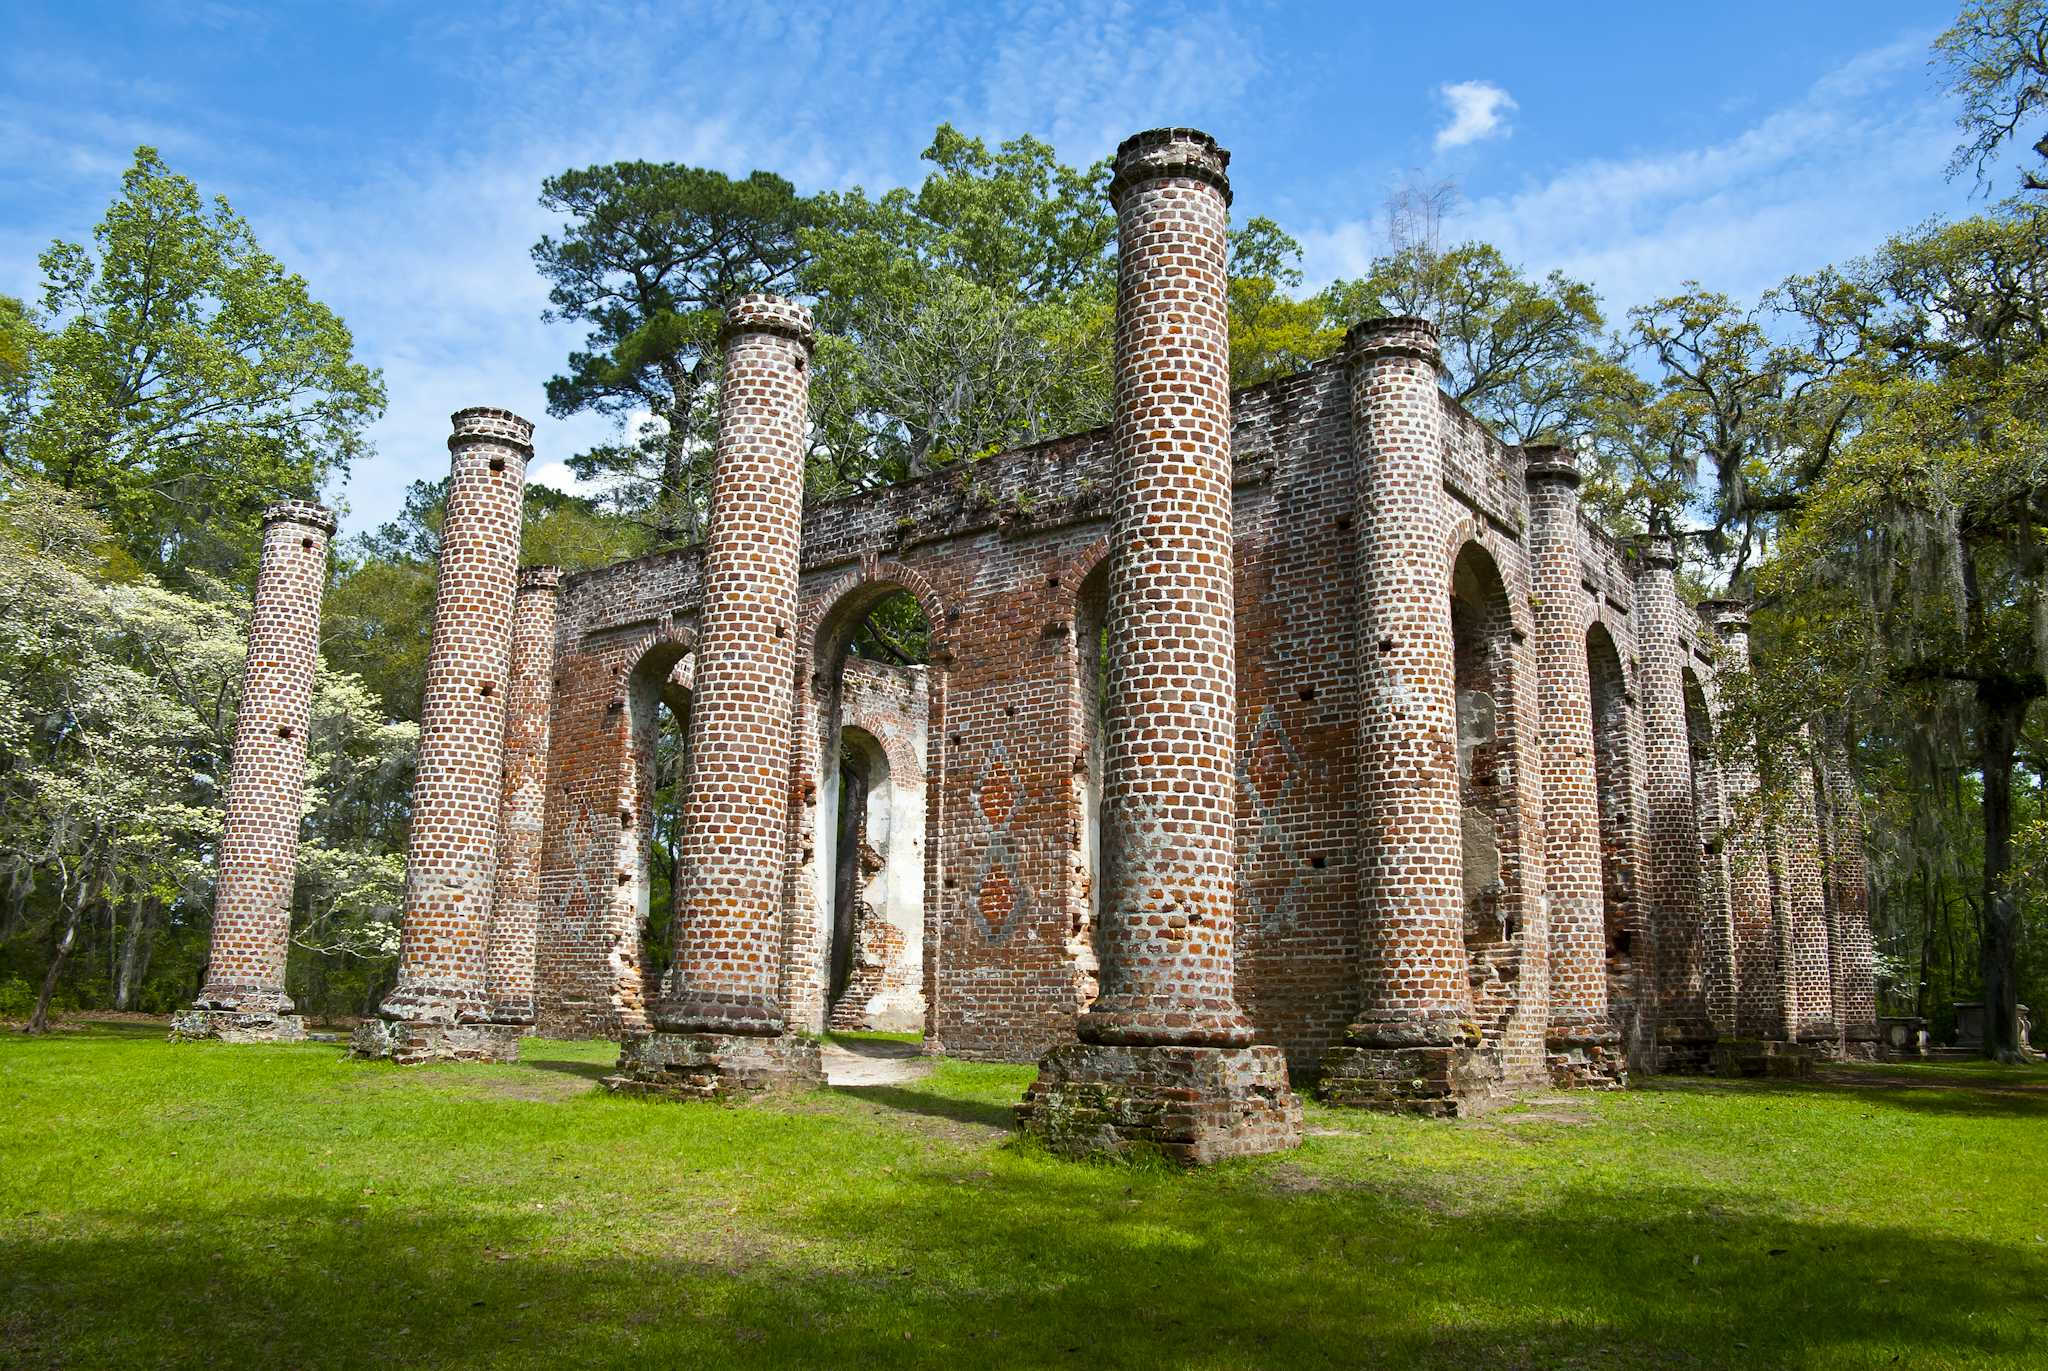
[
  {"left": 1323, "top": 241, "right": 1603, "bottom": 443},
  {"left": 1227, "top": 218, "right": 1341, "bottom": 389},
  {"left": 2, "top": 148, "right": 383, "bottom": 582},
  {"left": 1770, "top": 206, "right": 2048, "bottom": 1060},
  {"left": 801, "top": 126, "right": 1118, "bottom": 487},
  {"left": 1939, "top": 1, "right": 2048, "bottom": 192},
  {"left": 533, "top": 162, "right": 816, "bottom": 546}
]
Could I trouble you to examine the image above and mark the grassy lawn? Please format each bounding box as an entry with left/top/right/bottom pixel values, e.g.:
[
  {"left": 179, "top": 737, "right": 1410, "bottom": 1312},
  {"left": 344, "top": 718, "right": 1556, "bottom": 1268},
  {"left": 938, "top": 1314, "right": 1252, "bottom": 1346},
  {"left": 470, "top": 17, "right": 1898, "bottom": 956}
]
[{"left": 2, "top": 1024, "right": 2044, "bottom": 1369}]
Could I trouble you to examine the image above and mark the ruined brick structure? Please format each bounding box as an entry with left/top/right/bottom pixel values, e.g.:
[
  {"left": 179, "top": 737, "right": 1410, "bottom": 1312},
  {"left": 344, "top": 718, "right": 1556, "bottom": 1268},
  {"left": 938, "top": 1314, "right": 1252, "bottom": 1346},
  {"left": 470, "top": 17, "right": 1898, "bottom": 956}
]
[
  {"left": 313, "top": 128, "right": 1883, "bottom": 1127},
  {"left": 353, "top": 409, "right": 531, "bottom": 1064},
  {"left": 172, "top": 500, "right": 335, "bottom": 1044}
]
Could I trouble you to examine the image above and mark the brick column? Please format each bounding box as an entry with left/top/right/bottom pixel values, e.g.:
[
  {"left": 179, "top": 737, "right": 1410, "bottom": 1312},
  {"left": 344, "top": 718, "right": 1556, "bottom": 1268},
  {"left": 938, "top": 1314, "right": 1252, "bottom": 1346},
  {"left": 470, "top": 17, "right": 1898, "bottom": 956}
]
[
  {"left": 1700, "top": 600, "right": 1786, "bottom": 1041},
  {"left": 1632, "top": 535, "right": 1717, "bottom": 1069},
  {"left": 485, "top": 565, "right": 560, "bottom": 1026},
  {"left": 171, "top": 501, "right": 334, "bottom": 1044},
  {"left": 1317, "top": 315, "right": 1489, "bottom": 1114},
  {"left": 1018, "top": 129, "right": 1298, "bottom": 1164},
  {"left": 1780, "top": 732, "right": 1839, "bottom": 1049},
  {"left": 609, "top": 295, "right": 823, "bottom": 1099},
  {"left": 356, "top": 408, "right": 529, "bottom": 1064},
  {"left": 1522, "top": 447, "right": 1623, "bottom": 1088},
  {"left": 1819, "top": 722, "right": 1880, "bottom": 1057}
]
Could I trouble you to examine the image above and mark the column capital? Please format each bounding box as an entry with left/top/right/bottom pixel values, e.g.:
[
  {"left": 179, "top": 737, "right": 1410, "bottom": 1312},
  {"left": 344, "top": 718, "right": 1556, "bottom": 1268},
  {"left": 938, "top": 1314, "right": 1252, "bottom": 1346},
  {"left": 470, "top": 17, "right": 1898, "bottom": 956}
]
[
  {"left": 1345, "top": 315, "right": 1442, "bottom": 369},
  {"left": 516, "top": 564, "right": 564, "bottom": 594},
  {"left": 449, "top": 406, "right": 535, "bottom": 456},
  {"left": 1110, "top": 127, "right": 1232, "bottom": 207},
  {"left": 262, "top": 500, "right": 337, "bottom": 536},
  {"left": 721, "top": 293, "right": 815, "bottom": 348},
  {"left": 1520, "top": 443, "right": 1582, "bottom": 490}
]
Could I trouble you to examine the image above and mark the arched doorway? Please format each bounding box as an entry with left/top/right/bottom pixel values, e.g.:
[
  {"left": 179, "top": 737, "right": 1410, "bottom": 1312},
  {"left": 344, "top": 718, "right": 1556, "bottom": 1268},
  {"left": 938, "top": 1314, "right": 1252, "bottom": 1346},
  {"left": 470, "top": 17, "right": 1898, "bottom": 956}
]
[
  {"left": 1450, "top": 542, "right": 1526, "bottom": 1039},
  {"left": 610, "top": 638, "right": 692, "bottom": 1029},
  {"left": 800, "top": 582, "right": 938, "bottom": 1035},
  {"left": 1586, "top": 622, "right": 1644, "bottom": 1051},
  {"left": 1068, "top": 557, "right": 1110, "bottom": 1010}
]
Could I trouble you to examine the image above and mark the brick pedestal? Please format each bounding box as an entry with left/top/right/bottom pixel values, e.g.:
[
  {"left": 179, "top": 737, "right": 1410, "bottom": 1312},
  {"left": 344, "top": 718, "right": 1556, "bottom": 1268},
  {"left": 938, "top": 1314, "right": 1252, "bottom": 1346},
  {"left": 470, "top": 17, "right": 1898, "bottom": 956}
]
[
  {"left": 606, "top": 1031, "right": 824, "bottom": 1101},
  {"left": 615, "top": 296, "right": 823, "bottom": 1099},
  {"left": 1020, "top": 129, "right": 1296, "bottom": 1162},
  {"left": 169, "top": 1008, "right": 309, "bottom": 1044},
  {"left": 362, "top": 408, "right": 529, "bottom": 1064},
  {"left": 1019, "top": 1044, "right": 1300, "bottom": 1165},
  {"left": 350, "top": 1018, "right": 523, "bottom": 1065},
  {"left": 1316, "top": 316, "right": 1494, "bottom": 1114},
  {"left": 180, "top": 501, "right": 335, "bottom": 1044},
  {"left": 486, "top": 565, "right": 561, "bottom": 1026},
  {"left": 1525, "top": 447, "right": 1624, "bottom": 1090}
]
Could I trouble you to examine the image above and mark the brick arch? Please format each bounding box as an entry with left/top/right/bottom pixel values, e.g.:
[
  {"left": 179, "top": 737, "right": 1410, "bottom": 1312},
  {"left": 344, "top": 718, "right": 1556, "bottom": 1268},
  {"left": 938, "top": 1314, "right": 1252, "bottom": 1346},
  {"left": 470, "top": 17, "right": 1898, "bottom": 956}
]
[
  {"left": 1443, "top": 519, "right": 1533, "bottom": 640},
  {"left": 798, "top": 555, "right": 953, "bottom": 674},
  {"left": 607, "top": 619, "right": 698, "bottom": 710},
  {"left": 1052, "top": 534, "right": 1113, "bottom": 623},
  {"left": 782, "top": 555, "right": 951, "bottom": 1042}
]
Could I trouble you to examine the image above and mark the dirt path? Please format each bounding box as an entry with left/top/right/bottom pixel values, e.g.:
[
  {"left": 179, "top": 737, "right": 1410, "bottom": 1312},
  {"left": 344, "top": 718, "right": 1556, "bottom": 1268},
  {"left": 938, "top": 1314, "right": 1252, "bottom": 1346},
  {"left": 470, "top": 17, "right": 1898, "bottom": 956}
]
[{"left": 821, "top": 1037, "right": 930, "bottom": 1087}]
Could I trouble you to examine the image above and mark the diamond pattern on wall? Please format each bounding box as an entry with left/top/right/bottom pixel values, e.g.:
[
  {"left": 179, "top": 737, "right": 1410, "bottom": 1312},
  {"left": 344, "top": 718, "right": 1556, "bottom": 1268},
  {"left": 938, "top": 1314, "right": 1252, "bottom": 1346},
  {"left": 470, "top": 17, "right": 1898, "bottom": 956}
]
[
  {"left": 1236, "top": 703, "right": 1303, "bottom": 931},
  {"left": 965, "top": 737, "right": 1035, "bottom": 944}
]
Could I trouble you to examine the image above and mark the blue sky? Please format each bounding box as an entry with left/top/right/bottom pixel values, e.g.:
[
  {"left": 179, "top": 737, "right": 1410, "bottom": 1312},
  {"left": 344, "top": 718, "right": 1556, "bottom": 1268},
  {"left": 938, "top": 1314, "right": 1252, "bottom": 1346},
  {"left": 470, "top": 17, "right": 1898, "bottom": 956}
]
[{"left": 0, "top": 1, "right": 1993, "bottom": 535}]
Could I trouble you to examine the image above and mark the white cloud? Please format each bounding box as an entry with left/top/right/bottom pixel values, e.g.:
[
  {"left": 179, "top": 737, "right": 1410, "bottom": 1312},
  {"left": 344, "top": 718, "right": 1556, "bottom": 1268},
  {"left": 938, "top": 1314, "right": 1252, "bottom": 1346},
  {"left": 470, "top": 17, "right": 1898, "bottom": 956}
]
[
  {"left": 1434, "top": 80, "right": 1516, "bottom": 151},
  {"left": 1304, "top": 36, "right": 1965, "bottom": 317}
]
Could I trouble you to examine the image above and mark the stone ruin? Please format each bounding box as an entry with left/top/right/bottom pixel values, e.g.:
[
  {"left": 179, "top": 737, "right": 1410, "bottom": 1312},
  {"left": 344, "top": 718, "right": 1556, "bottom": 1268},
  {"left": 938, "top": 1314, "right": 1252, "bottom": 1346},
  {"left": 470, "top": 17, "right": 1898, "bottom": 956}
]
[{"left": 174, "top": 128, "right": 1883, "bottom": 1162}]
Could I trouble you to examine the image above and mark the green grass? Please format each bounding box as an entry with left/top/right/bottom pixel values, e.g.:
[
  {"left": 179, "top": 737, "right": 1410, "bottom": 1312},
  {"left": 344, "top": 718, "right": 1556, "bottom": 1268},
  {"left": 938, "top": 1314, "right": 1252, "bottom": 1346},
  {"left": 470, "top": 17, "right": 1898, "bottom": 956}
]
[{"left": 2, "top": 1024, "right": 2044, "bottom": 1369}]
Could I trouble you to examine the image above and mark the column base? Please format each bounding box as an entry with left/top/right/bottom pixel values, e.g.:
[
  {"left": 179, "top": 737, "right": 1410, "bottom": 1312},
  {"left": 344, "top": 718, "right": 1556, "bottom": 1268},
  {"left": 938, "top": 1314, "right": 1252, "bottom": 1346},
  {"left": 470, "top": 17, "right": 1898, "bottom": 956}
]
[
  {"left": 1545, "top": 1027, "right": 1628, "bottom": 1090},
  {"left": 1316, "top": 1035, "right": 1502, "bottom": 1116},
  {"left": 605, "top": 1031, "right": 823, "bottom": 1101},
  {"left": 168, "top": 1009, "right": 307, "bottom": 1044},
  {"left": 1711, "top": 1038, "right": 1818, "bottom": 1079},
  {"left": 1016, "top": 1043, "right": 1301, "bottom": 1166},
  {"left": 1656, "top": 1020, "right": 1720, "bottom": 1074},
  {"left": 350, "top": 1018, "right": 523, "bottom": 1064}
]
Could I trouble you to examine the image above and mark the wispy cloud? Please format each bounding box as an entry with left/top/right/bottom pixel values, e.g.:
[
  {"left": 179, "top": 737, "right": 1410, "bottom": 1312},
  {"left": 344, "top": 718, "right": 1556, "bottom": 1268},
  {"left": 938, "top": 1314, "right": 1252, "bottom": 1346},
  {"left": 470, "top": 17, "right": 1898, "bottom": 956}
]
[
  {"left": 1434, "top": 80, "right": 1516, "bottom": 151},
  {"left": 1307, "top": 36, "right": 1960, "bottom": 316}
]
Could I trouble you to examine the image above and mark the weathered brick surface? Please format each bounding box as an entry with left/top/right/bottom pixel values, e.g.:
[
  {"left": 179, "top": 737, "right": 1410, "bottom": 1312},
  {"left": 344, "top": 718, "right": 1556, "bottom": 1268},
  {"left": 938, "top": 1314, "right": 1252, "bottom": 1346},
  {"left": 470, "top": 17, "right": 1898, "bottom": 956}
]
[
  {"left": 650, "top": 296, "right": 815, "bottom": 1040},
  {"left": 1075, "top": 129, "right": 1253, "bottom": 1051},
  {"left": 1702, "top": 600, "right": 1786, "bottom": 1041},
  {"left": 1777, "top": 728, "right": 1839, "bottom": 1047},
  {"left": 372, "top": 408, "right": 529, "bottom": 1057},
  {"left": 185, "top": 501, "right": 335, "bottom": 1037},
  {"left": 1524, "top": 449, "right": 1623, "bottom": 1087},
  {"left": 1818, "top": 722, "right": 1879, "bottom": 1055},
  {"left": 1019, "top": 1042, "right": 1300, "bottom": 1164},
  {"left": 1630, "top": 535, "right": 1718, "bottom": 1069},
  {"left": 485, "top": 565, "right": 561, "bottom": 1024}
]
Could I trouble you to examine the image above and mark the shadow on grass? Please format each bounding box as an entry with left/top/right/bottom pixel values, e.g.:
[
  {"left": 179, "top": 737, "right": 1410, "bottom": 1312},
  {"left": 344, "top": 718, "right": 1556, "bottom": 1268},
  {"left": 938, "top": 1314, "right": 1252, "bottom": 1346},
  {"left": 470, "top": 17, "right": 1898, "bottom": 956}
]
[
  {"left": 1663, "top": 1074, "right": 2048, "bottom": 1121},
  {"left": 520, "top": 1055, "right": 615, "bottom": 1085},
  {"left": 829, "top": 1081, "right": 1016, "bottom": 1131},
  {"left": 4, "top": 1163, "right": 2043, "bottom": 1369}
]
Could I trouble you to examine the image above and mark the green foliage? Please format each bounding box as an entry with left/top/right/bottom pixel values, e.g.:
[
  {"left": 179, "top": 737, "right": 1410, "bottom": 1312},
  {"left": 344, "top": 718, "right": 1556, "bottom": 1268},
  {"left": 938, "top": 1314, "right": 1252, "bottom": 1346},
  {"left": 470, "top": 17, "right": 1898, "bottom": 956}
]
[
  {"left": 801, "top": 125, "right": 1118, "bottom": 485},
  {"left": 1227, "top": 218, "right": 1343, "bottom": 388},
  {"left": 0, "top": 479, "right": 414, "bottom": 1021},
  {"left": 1, "top": 148, "right": 383, "bottom": 582},
  {"left": 534, "top": 160, "right": 816, "bottom": 545},
  {"left": 1939, "top": 1, "right": 2048, "bottom": 192},
  {"left": 1324, "top": 240, "right": 1603, "bottom": 443}
]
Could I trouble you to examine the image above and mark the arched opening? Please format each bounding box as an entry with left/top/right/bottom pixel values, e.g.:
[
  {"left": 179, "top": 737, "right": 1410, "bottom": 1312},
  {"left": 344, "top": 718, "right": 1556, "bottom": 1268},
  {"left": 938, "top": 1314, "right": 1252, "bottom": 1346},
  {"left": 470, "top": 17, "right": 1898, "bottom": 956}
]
[
  {"left": 1586, "top": 624, "right": 1639, "bottom": 1027},
  {"left": 811, "top": 587, "right": 933, "bottom": 1033},
  {"left": 614, "top": 643, "right": 692, "bottom": 1027},
  {"left": 1450, "top": 542, "right": 1523, "bottom": 1029},
  {"left": 1069, "top": 557, "right": 1110, "bottom": 1009}
]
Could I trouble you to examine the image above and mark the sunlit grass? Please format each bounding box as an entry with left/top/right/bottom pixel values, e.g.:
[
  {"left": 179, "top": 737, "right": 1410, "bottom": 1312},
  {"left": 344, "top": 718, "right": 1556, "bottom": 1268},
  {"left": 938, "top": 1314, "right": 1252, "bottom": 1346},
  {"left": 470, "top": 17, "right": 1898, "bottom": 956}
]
[{"left": 1, "top": 1021, "right": 2043, "bottom": 1369}]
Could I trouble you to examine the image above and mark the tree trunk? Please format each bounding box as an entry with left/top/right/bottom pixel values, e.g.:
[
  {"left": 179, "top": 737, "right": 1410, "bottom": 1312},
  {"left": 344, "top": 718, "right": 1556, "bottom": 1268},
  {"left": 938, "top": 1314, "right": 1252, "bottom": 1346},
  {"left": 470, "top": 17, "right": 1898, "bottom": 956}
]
[
  {"left": 653, "top": 359, "right": 704, "bottom": 547},
  {"left": 1977, "top": 684, "right": 2026, "bottom": 1062},
  {"left": 114, "top": 893, "right": 162, "bottom": 1011},
  {"left": 27, "top": 859, "right": 106, "bottom": 1035}
]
